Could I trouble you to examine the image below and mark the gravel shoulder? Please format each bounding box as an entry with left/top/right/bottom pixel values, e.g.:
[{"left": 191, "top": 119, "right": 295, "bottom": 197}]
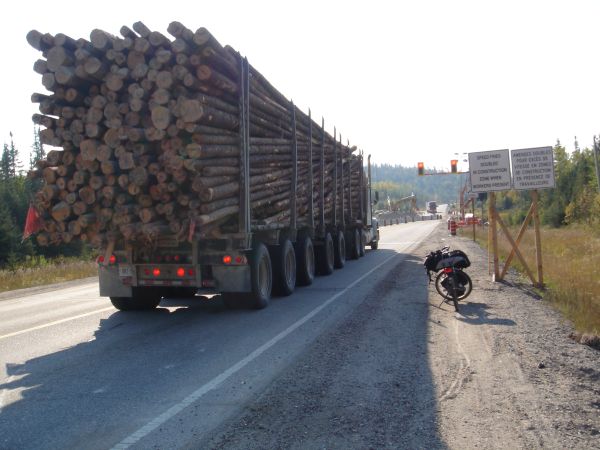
[{"left": 199, "top": 223, "right": 600, "bottom": 449}]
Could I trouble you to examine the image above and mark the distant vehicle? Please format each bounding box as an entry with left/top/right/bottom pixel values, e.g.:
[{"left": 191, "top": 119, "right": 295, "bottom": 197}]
[{"left": 426, "top": 201, "right": 437, "bottom": 214}]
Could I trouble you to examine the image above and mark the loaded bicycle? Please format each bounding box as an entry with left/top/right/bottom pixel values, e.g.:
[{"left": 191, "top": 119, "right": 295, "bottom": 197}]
[{"left": 424, "top": 246, "right": 472, "bottom": 312}]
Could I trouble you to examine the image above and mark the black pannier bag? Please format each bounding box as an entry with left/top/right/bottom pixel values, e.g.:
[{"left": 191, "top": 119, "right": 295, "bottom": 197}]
[
  {"left": 423, "top": 248, "right": 470, "bottom": 281},
  {"left": 424, "top": 250, "right": 443, "bottom": 280},
  {"left": 447, "top": 250, "right": 470, "bottom": 268}
]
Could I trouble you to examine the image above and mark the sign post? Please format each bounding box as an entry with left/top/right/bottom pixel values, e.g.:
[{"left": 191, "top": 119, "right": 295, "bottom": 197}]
[
  {"left": 466, "top": 146, "right": 555, "bottom": 288},
  {"left": 511, "top": 146, "right": 555, "bottom": 191},
  {"left": 468, "top": 150, "right": 511, "bottom": 279},
  {"left": 506, "top": 147, "right": 554, "bottom": 287},
  {"left": 468, "top": 149, "right": 511, "bottom": 193}
]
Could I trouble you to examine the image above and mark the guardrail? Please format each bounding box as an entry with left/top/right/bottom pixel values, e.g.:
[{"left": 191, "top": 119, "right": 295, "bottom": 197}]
[{"left": 378, "top": 214, "right": 442, "bottom": 227}]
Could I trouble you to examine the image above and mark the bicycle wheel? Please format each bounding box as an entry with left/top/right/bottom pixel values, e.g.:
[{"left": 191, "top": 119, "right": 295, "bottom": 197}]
[{"left": 435, "top": 270, "right": 472, "bottom": 301}]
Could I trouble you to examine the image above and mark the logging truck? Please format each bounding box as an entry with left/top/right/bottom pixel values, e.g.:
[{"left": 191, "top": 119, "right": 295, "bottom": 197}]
[
  {"left": 98, "top": 154, "right": 379, "bottom": 310},
  {"left": 92, "top": 38, "right": 377, "bottom": 310},
  {"left": 26, "top": 22, "right": 379, "bottom": 310}
]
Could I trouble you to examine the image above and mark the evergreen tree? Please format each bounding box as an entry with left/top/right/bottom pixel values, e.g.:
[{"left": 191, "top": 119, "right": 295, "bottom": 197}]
[
  {"left": 29, "top": 126, "right": 45, "bottom": 170},
  {"left": 0, "top": 201, "right": 20, "bottom": 264},
  {"left": 8, "top": 132, "right": 23, "bottom": 177},
  {"left": 1, "top": 143, "right": 10, "bottom": 182}
]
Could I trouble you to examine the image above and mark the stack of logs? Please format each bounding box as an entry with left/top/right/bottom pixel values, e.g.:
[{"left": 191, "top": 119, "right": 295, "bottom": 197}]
[{"left": 27, "top": 22, "right": 366, "bottom": 247}]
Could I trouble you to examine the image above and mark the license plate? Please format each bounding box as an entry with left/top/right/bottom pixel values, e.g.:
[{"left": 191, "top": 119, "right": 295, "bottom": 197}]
[{"left": 118, "top": 264, "right": 133, "bottom": 277}]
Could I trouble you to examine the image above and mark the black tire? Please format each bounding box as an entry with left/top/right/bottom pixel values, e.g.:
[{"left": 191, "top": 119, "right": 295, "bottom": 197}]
[
  {"left": 370, "top": 240, "right": 379, "bottom": 250},
  {"left": 333, "top": 232, "right": 346, "bottom": 269},
  {"left": 249, "top": 242, "right": 273, "bottom": 309},
  {"left": 348, "top": 228, "right": 360, "bottom": 260},
  {"left": 271, "top": 239, "right": 296, "bottom": 296},
  {"left": 295, "top": 233, "right": 315, "bottom": 286},
  {"left": 110, "top": 287, "right": 162, "bottom": 311},
  {"left": 435, "top": 270, "right": 472, "bottom": 301},
  {"left": 316, "top": 232, "right": 334, "bottom": 275}
]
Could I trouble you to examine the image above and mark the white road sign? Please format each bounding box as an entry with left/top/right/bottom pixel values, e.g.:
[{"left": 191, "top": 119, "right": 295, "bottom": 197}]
[
  {"left": 511, "top": 146, "right": 555, "bottom": 190},
  {"left": 468, "top": 149, "right": 511, "bottom": 192}
]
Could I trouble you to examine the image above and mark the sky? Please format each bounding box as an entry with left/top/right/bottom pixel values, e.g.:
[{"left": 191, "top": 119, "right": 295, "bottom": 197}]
[{"left": 1, "top": 0, "right": 599, "bottom": 172}]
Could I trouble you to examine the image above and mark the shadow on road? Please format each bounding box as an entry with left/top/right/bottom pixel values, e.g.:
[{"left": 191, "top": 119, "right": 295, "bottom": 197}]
[
  {"left": 203, "top": 252, "right": 448, "bottom": 449},
  {"left": 456, "top": 301, "right": 517, "bottom": 326},
  {"left": 1, "top": 248, "right": 447, "bottom": 449}
]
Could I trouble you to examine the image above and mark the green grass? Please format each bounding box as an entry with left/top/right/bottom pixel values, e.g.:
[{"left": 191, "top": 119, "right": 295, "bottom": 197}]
[
  {"left": 0, "top": 256, "right": 98, "bottom": 293},
  {"left": 459, "top": 224, "right": 600, "bottom": 335}
]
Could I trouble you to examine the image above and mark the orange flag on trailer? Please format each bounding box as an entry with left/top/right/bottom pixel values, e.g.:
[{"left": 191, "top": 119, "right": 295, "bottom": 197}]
[{"left": 23, "top": 204, "right": 42, "bottom": 241}]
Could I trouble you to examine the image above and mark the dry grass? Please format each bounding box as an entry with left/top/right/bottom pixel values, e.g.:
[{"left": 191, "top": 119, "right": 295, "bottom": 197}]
[
  {"left": 0, "top": 259, "right": 97, "bottom": 293},
  {"left": 459, "top": 224, "right": 600, "bottom": 335}
]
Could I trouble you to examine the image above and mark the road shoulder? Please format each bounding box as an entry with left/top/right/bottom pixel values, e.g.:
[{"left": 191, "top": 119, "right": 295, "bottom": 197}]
[
  {"left": 0, "top": 276, "right": 98, "bottom": 301},
  {"left": 197, "top": 223, "right": 600, "bottom": 449}
]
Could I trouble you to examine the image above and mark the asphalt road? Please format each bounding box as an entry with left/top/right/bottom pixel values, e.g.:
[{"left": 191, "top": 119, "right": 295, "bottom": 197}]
[{"left": 0, "top": 220, "right": 439, "bottom": 450}]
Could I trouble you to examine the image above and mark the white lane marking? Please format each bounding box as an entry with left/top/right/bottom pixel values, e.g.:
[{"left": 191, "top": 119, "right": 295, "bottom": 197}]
[
  {"left": 111, "top": 248, "right": 408, "bottom": 450},
  {"left": 0, "top": 307, "right": 114, "bottom": 341}
]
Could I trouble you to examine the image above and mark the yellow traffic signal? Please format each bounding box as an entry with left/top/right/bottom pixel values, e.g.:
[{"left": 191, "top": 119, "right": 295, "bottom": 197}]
[
  {"left": 450, "top": 159, "right": 458, "bottom": 173},
  {"left": 418, "top": 162, "right": 424, "bottom": 176}
]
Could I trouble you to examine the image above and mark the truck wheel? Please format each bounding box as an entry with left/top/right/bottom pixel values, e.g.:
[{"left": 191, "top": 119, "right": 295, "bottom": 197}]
[
  {"left": 349, "top": 228, "right": 360, "bottom": 260},
  {"left": 271, "top": 239, "right": 296, "bottom": 296},
  {"left": 110, "top": 287, "right": 162, "bottom": 311},
  {"left": 250, "top": 242, "right": 272, "bottom": 309},
  {"left": 334, "top": 232, "right": 346, "bottom": 269},
  {"left": 316, "top": 232, "right": 334, "bottom": 276},
  {"left": 295, "top": 233, "right": 315, "bottom": 286}
]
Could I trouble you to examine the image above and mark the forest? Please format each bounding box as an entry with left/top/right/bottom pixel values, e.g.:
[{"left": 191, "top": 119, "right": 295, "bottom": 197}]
[
  {"left": 0, "top": 131, "right": 598, "bottom": 269},
  {"left": 0, "top": 129, "right": 88, "bottom": 267}
]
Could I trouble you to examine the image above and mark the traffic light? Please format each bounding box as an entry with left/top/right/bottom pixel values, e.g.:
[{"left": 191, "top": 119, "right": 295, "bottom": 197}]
[
  {"left": 450, "top": 159, "right": 458, "bottom": 173},
  {"left": 417, "top": 162, "right": 424, "bottom": 176}
]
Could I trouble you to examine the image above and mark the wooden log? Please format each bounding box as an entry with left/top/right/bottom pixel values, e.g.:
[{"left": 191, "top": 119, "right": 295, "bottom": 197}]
[
  {"left": 90, "top": 29, "right": 114, "bottom": 51},
  {"left": 42, "top": 184, "right": 60, "bottom": 201},
  {"left": 195, "top": 65, "right": 237, "bottom": 94},
  {"left": 46, "top": 46, "right": 74, "bottom": 72},
  {"left": 78, "top": 186, "right": 96, "bottom": 205},
  {"left": 80, "top": 139, "right": 99, "bottom": 161},
  {"left": 89, "top": 175, "right": 106, "bottom": 190},
  {"left": 195, "top": 205, "right": 239, "bottom": 226},
  {"left": 139, "top": 207, "right": 158, "bottom": 223},
  {"left": 128, "top": 166, "right": 148, "bottom": 186},
  {"left": 33, "top": 59, "right": 48, "bottom": 75},
  {"left": 142, "top": 221, "right": 171, "bottom": 238},
  {"left": 51, "top": 201, "right": 71, "bottom": 221},
  {"left": 150, "top": 105, "right": 171, "bottom": 130},
  {"left": 27, "top": 30, "right": 55, "bottom": 52},
  {"left": 132, "top": 21, "right": 152, "bottom": 38}
]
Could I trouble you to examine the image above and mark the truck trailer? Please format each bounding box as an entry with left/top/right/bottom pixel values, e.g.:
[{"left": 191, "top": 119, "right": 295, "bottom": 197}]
[{"left": 26, "top": 23, "right": 380, "bottom": 311}]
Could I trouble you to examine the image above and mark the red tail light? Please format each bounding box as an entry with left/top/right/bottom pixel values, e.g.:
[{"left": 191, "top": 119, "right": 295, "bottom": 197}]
[
  {"left": 153, "top": 268, "right": 161, "bottom": 277},
  {"left": 443, "top": 267, "right": 453, "bottom": 274},
  {"left": 188, "top": 268, "right": 195, "bottom": 276},
  {"left": 97, "top": 255, "right": 117, "bottom": 265},
  {"left": 223, "top": 255, "right": 232, "bottom": 264},
  {"left": 176, "top": 267, "right": 185, "bottom": 277}
]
